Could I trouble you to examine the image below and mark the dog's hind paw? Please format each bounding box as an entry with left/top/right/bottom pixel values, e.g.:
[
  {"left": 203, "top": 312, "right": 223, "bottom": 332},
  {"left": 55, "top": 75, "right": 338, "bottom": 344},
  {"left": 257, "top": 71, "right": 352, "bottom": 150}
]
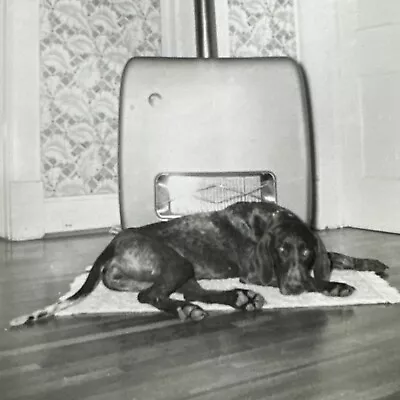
[
  {"left": 234, "top": 289, "right": 265, "bottom": 311},
  {"left": 177, "top": 304, "right": 208, "bottom": 322}
]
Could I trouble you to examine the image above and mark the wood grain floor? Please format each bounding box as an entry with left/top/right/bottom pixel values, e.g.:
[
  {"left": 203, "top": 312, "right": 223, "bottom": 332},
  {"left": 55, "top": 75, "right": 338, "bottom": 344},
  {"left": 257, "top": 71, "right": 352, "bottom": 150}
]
[{"left": 1, "top": 228, "right": 400, "bottom": 400}]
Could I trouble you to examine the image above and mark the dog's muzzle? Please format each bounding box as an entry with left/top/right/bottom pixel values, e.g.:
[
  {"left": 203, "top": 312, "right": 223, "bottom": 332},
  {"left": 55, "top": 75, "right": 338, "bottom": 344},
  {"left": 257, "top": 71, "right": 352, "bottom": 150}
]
[
  {"left": 279, "top": 282, "right": 305, "bottom": 295},
  {"left": 279, "top": 266, "right": 306, "bottom": 295}
]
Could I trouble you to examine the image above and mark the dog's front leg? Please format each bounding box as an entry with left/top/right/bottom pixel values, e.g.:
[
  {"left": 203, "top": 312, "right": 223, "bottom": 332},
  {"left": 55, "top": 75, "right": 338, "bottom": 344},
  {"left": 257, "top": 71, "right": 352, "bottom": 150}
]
[
  {"left": 314, "top": 280, "right": 356, "bottom": 297},
  {"left": 308, "top": 276, "right": 355, "bottom": 297},
  {"left": 179, "top": 279, "right": 265, "bottom": 312}
]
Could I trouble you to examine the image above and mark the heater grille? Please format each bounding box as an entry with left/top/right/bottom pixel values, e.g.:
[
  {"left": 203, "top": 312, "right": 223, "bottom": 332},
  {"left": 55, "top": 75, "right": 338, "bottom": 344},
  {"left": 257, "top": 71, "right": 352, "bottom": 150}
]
[{"left": 155, "top": 172, "right": 276, "bottom": 219}]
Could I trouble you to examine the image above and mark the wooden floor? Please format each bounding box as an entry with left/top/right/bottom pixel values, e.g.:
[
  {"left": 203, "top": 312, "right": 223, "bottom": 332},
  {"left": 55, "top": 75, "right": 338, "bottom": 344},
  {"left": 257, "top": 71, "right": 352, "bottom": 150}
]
[{"left": 1, "top": 228, "right": 400, "bottom": 400}]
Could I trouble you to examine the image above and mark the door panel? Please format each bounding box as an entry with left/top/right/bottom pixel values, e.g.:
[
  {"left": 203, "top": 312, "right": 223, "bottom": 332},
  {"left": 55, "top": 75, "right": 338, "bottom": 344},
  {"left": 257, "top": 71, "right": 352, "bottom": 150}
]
[
  {"left": 341, "top": 0, "right": 400, "bottom": 233},
  {"left": 361, "top": 73, "right": 400, "bottom": 180}
]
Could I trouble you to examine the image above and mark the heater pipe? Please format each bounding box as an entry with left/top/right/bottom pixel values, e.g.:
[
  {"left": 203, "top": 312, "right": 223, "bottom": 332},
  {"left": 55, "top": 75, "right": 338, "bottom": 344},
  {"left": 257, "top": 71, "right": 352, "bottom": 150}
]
[{"left": 194, "top": 0, "right": 218, "bottom": 58}]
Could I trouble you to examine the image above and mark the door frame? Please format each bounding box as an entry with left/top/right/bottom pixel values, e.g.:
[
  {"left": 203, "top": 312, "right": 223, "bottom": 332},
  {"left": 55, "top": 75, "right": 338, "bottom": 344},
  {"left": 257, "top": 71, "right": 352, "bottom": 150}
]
[
  {"left": 0, "top": 0, "right": 45, "bottom": 240},
  {"left": 295, "top": 0, "right": 345, "bottom": 230}
]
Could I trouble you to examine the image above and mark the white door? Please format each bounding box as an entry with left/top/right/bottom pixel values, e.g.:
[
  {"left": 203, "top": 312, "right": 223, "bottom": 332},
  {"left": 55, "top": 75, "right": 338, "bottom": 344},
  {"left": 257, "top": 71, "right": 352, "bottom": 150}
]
[{"left": 339, "top": 0, "right": 400, "bottom": 233}]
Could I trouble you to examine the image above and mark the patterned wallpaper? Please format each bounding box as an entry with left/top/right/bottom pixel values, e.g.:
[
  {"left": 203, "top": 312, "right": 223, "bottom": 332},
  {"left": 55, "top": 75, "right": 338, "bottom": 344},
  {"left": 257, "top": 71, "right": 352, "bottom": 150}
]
[
  {"left": 228, "top": 0, "right": 297, "bottom": 58},
  {"left": 40, "top": 0, "right": 161, "bottom": 198}
]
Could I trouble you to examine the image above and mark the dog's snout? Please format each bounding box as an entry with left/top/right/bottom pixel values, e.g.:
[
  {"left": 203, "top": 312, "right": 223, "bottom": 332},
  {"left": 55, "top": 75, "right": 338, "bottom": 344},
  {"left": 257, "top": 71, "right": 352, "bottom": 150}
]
[
  {"left": 280, "top": 266, "right": 305, "bottom": 295},
  {"left": 280, "top": 283, "right": 305, "bottom": 296}
]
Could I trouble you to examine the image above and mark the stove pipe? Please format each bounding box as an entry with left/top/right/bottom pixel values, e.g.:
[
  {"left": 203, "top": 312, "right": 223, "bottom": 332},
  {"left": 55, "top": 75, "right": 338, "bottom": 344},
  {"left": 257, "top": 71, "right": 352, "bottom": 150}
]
[{"left": 194, "top": 0, "right": 218, "bottom": 58}]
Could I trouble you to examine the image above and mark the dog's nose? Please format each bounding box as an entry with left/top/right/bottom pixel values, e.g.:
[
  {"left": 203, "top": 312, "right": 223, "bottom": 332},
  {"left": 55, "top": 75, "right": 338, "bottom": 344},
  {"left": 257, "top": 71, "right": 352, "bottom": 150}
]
[{"left": 280, "top": 284, "right": 304, "bottom": 296}]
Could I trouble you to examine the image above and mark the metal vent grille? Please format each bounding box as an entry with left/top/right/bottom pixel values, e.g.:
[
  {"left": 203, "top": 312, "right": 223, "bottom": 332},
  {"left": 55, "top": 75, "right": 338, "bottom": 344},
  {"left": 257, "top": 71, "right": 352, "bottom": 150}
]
[{"left": 155, "top": 171, "right": 276, "bottom": 219}]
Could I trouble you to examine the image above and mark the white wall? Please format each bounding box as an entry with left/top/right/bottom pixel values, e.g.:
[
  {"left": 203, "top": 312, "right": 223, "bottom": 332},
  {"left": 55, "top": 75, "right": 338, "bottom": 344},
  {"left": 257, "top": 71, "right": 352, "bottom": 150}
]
[
  {"left": 295, "top": 0, "right": 345, "bottom": 229},
  {"left": 0, "top": 0, "right": 6, "bottom": 237}
]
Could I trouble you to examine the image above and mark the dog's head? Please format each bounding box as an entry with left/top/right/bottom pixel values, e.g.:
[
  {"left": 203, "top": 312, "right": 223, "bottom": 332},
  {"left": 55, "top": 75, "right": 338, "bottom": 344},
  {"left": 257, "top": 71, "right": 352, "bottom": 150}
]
[
  {"left": 269, "top": 222, "right": 318, "bottom": 295},
  {"left": 249, "top": 210, "right": 323, "bottom": 295}
]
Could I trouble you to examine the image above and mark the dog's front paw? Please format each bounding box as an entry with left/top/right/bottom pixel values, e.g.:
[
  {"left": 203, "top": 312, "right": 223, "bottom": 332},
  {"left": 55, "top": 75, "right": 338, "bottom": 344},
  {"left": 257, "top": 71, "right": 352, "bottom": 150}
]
[
  {"left": 356, "top": 258, "right": 389, "bottom": 277},
  {"left": 322, "top": 281, "right": 355, "bottom": 297},
  {"left": 177, "top": 303, "right": 208, "bottom": 322},
  {"left": 234, "top": 289, "right": 265, "bottom": 311}
]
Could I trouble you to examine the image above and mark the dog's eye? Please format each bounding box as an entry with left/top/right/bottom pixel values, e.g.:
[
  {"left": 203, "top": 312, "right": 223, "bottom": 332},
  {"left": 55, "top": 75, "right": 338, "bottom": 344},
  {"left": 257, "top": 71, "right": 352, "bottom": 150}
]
[
  {"left": 301, "top": 248, "right": 311, "bottom": 258},
  {"left": 278, "top": 246, "right": 289, "bottom": 256}
]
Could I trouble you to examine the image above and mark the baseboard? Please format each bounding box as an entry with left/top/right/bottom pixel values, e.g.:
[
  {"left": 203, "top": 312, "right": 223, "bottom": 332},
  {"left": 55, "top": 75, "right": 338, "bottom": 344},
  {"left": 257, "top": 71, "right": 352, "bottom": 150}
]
[
  {"left": 7, "top": 180, "right": 45, "bottom": 241},
  {"left": 44, "top": 194, "right": 120, "bottom": 235}
]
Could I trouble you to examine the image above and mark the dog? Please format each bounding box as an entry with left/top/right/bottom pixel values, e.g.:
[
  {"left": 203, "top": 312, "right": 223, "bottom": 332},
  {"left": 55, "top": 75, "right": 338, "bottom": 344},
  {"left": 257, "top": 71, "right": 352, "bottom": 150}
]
[{"left": 10, "top": 201, "right": 389, "bottom": 326}]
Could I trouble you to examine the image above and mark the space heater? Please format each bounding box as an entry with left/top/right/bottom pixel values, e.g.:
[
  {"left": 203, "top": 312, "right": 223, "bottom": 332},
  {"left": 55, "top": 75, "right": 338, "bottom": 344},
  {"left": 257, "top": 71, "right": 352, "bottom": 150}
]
[{"left": 118, "top": 1, "right": 313, "bottom": 228}]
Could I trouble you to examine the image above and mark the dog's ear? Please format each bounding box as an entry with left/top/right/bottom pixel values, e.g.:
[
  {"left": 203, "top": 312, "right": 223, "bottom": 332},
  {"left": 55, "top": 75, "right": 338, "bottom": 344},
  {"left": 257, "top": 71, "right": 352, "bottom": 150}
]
[
  {"left": 249, "top": 212, "right": 268, "bottom": 240},
  {"left": 311, "top": 234, "right": 332, "bottom": 287},
  {"left": 251, "top": 232, "right": 275, "bottom": 285},
  {"left": 247, "top": 211, "right": 276, "bottom": 285}
]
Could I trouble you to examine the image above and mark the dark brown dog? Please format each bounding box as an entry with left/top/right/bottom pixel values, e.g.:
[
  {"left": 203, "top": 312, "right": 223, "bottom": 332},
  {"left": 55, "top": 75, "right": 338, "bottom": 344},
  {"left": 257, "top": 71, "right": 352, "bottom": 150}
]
[{"left": 10, "top": 202, "right": 389, "bottom": 326}]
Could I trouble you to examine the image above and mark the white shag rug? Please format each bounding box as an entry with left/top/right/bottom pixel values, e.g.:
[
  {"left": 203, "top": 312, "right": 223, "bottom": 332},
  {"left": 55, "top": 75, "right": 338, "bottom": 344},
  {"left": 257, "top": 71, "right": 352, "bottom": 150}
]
[{"left": 57, "top": 268, "right": 400, "bottom": 316}]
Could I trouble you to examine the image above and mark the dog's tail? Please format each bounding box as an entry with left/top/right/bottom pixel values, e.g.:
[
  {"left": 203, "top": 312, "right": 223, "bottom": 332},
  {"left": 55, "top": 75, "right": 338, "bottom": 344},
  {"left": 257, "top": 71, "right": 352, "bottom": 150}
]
[{"left": 9, "top": 243, "right": 115, "bottom": 328}]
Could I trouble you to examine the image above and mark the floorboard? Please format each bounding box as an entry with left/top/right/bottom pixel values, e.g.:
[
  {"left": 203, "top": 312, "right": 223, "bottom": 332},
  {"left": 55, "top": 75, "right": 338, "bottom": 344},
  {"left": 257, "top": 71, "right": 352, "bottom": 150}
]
[{"left": 0, "top": 228, "right": 400, "bottom": 400}]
